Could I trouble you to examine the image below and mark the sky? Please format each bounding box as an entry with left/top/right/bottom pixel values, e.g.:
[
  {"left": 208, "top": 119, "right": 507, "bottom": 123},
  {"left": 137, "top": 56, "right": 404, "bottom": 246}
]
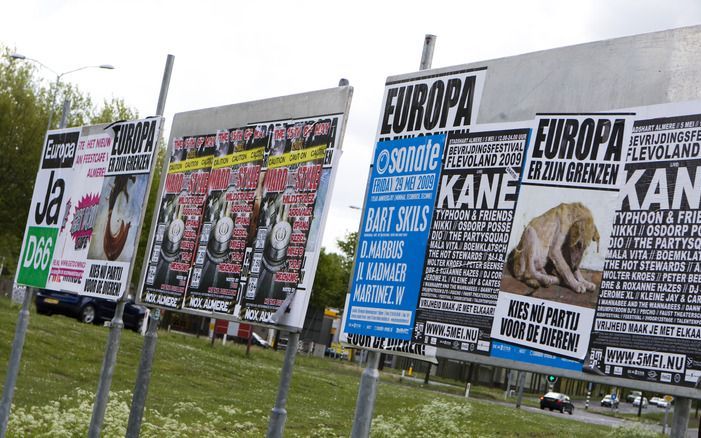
[{"left": 2, "top": 0, "right": 701, "bottom": 253}]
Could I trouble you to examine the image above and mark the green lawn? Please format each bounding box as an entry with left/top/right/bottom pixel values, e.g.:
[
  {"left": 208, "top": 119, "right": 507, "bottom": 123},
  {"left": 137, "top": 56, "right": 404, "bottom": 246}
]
[{"left": 0, "top": 298, "right": 658, "bottom": 437}]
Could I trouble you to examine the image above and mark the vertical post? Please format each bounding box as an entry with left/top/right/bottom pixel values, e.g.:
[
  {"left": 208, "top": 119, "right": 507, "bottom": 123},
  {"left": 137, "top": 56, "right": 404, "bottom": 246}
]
[
  {"left": 350, "top": 351, "right": 381, "bottom": 438},
  {"left": 124, "top": 53, "right": 174, "bottom": 438},
  {"left": 0, "top": 288, "right": 34, "bottom": 437},
  {"left": 124, "top": 309, "right": 160, "bottom": 438},
  {"left": 419, "top": 35, "right": 437, "bottom": 71},
  {"left": 464, "top": 382, "right": 471, "bottom": 399},
  {"left": 515, "top": 371, "right": 525, "bottom": 409},
  {"left": 663, "top": 402, "right": 671, "bottom": 435},
  {"left": 59, "top": 99, "right": 71, "bottom": 130},
  {"left": 670, "top": 397, "right": 691, "bottom": 438},
  {"left": 246, "top": 330, "right": 253, "bottom": 356},
  {"left": 423, "top": 363, "right": 431, "bottom": 385},
  {"left": 637, "top": 391, "right": 643, "bottom": 417},
  {"left": 266, "top": 331, "right": 300, "bottom": 438},
  {"left": 46, "top": 76, "right": 61, "bottom": 132},
  {"left": 87, "top": 300, "right": 126, "bottom": 438}
]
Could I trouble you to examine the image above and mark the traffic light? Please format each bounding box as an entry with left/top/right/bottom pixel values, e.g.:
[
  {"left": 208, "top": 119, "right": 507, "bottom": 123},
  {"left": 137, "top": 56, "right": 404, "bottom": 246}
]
[{"left": 547, "top": 375, "right": 558, "bottom": 384}]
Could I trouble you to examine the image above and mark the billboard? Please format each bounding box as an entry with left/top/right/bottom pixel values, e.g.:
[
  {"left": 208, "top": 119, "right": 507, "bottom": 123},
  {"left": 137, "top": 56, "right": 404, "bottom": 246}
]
[
  {"left": 16, "top": 118, "right": 163, "bottom": 300},
  {"left": 342, "top": 26, "right": 701, "bottom": 392},
  {"left": 139, "top": 86, "right": 353, "bottom": 330}
]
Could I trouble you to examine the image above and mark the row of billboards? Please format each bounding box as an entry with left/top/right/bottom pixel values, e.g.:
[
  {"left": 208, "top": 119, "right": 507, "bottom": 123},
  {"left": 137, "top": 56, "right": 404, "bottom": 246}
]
[{"left": 15, "top": 26, "right": 701, "bottom": 395}]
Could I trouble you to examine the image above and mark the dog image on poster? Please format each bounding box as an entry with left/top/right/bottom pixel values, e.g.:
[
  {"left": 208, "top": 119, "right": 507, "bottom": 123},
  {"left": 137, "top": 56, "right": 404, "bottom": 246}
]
[{"left": 502, "top": 186, "right": 614, "bottom": 309}]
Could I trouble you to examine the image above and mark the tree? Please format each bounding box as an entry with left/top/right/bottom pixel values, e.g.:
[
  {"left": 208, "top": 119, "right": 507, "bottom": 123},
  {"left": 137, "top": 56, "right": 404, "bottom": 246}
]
[{"left": 0, "top": 46, "right": 140, "bottom": 278}]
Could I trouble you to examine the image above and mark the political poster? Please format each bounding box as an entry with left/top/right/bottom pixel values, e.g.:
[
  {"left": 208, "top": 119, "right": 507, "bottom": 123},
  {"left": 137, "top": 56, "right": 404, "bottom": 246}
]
[
  {"left": 16, "top": 118, "right": 163, "bottom": 300},
  {"left": 82, "top": 118, "right": 162, "bottom": 299},
  {"left": 183, "top": 126, "right": 268, "bottom": 314},
  {"left": 490, "top": 113, "right": 634, "bottom": 362},
  {"left": 412, "top": 125, "right": 529, "bottom": 354},
  {"left": 142, "top": 134, "right": 216, "bottom": 309},
  {"left": 587, "top": 102, "right": 701, "bottom": 387},
  {"left": 344, "top": 134, "right": 445, "bottom": 340},
  {"left": 16, "top": 128, "right": 80, "bottom": 289},
  {"left": 239, "top": 116, "right": 342, "bottom": 325}
]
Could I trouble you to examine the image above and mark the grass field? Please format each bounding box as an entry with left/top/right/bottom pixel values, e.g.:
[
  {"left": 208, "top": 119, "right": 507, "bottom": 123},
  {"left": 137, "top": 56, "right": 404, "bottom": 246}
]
[{"left": 0, "top": 298, "right": 659, "bottom": 437}]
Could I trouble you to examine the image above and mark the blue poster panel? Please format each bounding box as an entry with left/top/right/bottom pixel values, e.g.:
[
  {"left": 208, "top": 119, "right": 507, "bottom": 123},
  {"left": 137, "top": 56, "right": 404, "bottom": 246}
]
[{"left": 344, "top": 135, "right": 445, "bottom": 339}]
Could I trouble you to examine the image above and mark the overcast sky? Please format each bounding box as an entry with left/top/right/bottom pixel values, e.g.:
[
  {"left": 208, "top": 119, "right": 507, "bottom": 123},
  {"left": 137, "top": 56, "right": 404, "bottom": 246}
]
[{"left": 2, "top": 0, "right": 700, "bottom": 253}]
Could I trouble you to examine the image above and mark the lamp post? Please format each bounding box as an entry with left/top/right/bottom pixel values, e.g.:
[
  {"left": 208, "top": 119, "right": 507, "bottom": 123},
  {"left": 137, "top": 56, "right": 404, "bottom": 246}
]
[{"left": 9, "top": 53, "right": 114, "bottom": 130}]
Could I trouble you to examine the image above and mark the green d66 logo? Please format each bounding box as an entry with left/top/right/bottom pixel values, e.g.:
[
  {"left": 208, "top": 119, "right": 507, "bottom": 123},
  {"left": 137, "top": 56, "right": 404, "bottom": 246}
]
[{"left": 16, "top": 226, "right": 58, "bottom": 288}]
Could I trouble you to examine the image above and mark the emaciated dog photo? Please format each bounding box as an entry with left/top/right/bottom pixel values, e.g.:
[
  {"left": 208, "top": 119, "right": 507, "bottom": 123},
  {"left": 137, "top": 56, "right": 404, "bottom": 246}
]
[{"left": 507, "top": 202, "right": 600, "bottom": 296}]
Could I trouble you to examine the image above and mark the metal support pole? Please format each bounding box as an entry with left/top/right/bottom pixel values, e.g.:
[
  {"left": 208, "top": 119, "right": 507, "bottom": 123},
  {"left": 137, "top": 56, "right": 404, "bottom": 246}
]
[
  {"left": 419, "top": 34, "right": 437, "bottom": 70},
  {"left": 0, "top": 288, "right": 34, "bottom": 437},
  {"left": 266, "top": 331, "right": 300, "bottom": 438},
  {"left": 637, "top": 391, "right": 644, "bottom": 417},
  {"left": 88, "top": 300, "right": 126, "bottom": 437},
  {"left": 423, "top": 362, "right": 431, "bottom": 385},
  {"left": 663, "top": 403, "right": 671, "bottom": 435},
  {"left": 515, "top": 371, "right": 526, "bottom": 409},
  {"left": 246, "top": 330, "right": 253, "bottom": 356},
  {"left": 670, "top": 397, "right": 690, "bottom": 438},
  {"left": 59, "top": 99, "right": 70, "bottom": 129},
  {"left": 125, "top": 309, "right": 160, "bottom": 438},
  {"left": 350, "top": 351, "right": 381, "bottom": 438},
  {"left": 46, "top": 76, "right": 61, "bottom": 131},
  {"left": 124, "top": 53, "right": 174, "bottom": 438}
]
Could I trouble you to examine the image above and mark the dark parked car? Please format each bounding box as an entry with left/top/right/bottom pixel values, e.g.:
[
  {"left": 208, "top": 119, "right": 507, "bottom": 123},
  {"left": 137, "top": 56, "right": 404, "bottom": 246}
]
[
  {"left": 540, "top": 392, "right": 574, "bottom": 414},
  {"left": 35, "top": 289, "right": 146, "bottom": 331}
]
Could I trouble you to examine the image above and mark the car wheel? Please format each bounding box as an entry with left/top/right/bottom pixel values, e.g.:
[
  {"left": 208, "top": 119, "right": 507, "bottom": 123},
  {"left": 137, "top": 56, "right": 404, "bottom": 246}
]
[
  {"left": 568, "top": 408, "right": 573, "bottom": 415},
  {"left": 560, "top": 407, "right": 565, "bottom": 413},
  {"left": 80, "top": 304, "right": 96, "bottom": 324}
]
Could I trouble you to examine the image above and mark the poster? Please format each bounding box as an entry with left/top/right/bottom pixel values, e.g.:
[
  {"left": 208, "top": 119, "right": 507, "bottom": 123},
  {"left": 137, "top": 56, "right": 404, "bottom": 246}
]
[
  {"left": 183, "top": 126, "right": 268, "bottom": 314},
  {"left": 142, "top": 133, "right": 216, "bottom": 308},
  {"left": 412, "top": 126, "right": 529, "bottom": 353},
  {"left": 490, "top": 113, "right": 634, "bottom": 361},
  {"left": 587, "top": 103, "right": 701, "bottom": 386},
  {"left": 82, "top": 118, "right": 161, "bottom": 299},
  {"left": 239, "top": 117, "right": 341, "bottom": 324},
  {"left": 16, "top": 118, "right": 162, "bottom": 300},
  {"left": 344, "top": 135, "right": 445, "bottom": 339},
  {"left": 16, "top": 128, "right": 80, "bottom": 288}
]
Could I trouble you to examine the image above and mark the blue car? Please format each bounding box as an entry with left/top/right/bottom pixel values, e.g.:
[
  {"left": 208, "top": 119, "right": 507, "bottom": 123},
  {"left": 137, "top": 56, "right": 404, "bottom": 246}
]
[{"left": 35, "top": 289, "right": 147, "bottom": 331}]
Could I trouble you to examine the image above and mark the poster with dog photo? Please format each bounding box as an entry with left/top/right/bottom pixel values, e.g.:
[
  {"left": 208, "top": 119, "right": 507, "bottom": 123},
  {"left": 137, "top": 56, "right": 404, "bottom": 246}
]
[{"left": 490, "top": 113, "right": 634, "bottom": 362}]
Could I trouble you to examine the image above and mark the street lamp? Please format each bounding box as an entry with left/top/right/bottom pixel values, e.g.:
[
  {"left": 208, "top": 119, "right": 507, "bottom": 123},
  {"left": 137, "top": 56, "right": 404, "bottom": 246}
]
[{"left": 9, "top": 52, "right": 114, "bottom": 130}]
